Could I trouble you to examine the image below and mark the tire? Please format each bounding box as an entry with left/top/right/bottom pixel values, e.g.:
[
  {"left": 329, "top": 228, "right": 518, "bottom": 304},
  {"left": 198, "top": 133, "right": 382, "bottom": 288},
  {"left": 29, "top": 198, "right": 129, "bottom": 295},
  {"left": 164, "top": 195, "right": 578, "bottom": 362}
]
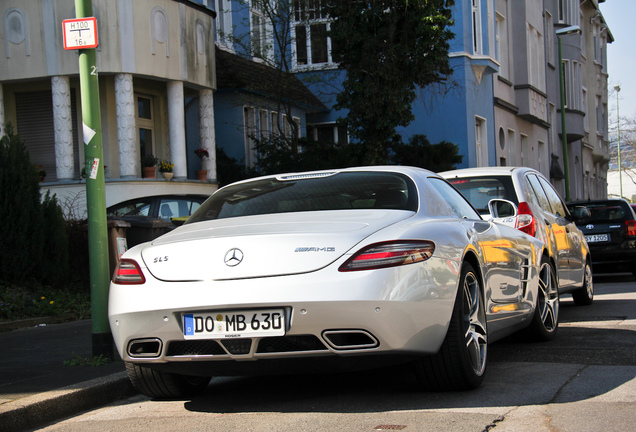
[
  {"left": 414, "top": 261, "right": 487, "bottom": 391},
  {"left": 126, "top": 362, "right": 211, "bottom": 399},
  {"left": 572, "top": 261, "right": 594, "bottom": 306},
  {"left": 525, "top": 257, "right": 559, "bottom": 341}
]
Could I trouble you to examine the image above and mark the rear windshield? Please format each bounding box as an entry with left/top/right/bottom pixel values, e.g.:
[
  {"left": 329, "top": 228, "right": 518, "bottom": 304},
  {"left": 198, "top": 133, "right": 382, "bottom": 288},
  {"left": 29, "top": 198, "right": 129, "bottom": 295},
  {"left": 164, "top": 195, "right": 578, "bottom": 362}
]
[
  {"left": 446, "top": 176, "right": 517, "bottom": 214},
  {"left": 186, "top": 171, "right": 418, "bottom": 223},
  {"left": 567, "top": 202, "right": 631, "bottom": 224}
]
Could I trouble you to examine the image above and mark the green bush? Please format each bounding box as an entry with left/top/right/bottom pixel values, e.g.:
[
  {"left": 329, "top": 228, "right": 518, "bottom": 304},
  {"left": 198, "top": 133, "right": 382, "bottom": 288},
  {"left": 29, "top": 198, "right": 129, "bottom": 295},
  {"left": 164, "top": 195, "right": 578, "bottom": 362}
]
[
  {"left": 388, "top": 135, "right": 463, "bottom": 172},
  {"left": 0, "top": 123, "right": 69, "bottom": 286}
]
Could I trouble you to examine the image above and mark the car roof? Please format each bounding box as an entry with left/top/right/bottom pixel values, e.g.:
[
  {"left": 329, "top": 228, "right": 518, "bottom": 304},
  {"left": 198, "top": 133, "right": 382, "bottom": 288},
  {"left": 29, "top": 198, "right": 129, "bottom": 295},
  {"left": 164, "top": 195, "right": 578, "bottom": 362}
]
[
  {"left": 222, "top": 165, "right": 440, "bottom": 188},
  {"left": 568, "top": 198, "right": 631, "bottom": 205},
  {"left": 438, "top": 166, "right": 534, "bottom": 178}
]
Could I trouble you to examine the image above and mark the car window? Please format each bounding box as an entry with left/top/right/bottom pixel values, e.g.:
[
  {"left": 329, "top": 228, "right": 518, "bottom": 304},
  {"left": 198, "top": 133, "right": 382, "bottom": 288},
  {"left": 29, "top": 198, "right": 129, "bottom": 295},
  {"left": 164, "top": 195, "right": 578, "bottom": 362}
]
[
  {"left": 526, "top": 174, "right": 552, "bottom": 213},
  {"left": 537, "top": 176, "right": 568, "bottom": 217},
  {"left": 446, "top": 175, "right": 516, "bottom": 214},
  {"left": 158, "top": 198, "right": 202, "bottom": 219},
  {"left": 429, "top": 178, "right": 481, "bottom": 220},
  {"left": 187, "top": 172, "right": 418, "bottom": 223},
  {"left": 568, "top": 202, "right": 628, "bottom": 223},
  {"left": 107, "top": 199, "right": 152, "bottom": 217}
]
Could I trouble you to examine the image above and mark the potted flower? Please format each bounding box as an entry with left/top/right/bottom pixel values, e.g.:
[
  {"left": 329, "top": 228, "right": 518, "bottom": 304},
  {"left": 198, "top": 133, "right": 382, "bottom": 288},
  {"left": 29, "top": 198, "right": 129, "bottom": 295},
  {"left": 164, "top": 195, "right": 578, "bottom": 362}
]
[
  {"left": 35, "top": 165, "right": 46, "bottom": 182},
  {"left": 159, "top": 160, "right": 174, "bottom": 180},
  {"left": 194, "top": 148, "right": 209, "bottom": 180},
  {"left": 141, "top": 154, "right": 158, "bottom": 178}
]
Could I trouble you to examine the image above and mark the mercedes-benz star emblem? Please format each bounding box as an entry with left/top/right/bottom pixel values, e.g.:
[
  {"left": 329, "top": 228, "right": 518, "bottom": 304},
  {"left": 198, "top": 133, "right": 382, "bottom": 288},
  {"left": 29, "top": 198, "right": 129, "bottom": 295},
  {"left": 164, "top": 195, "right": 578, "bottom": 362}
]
[
  {"left": 224, "top": 248, "right": 244, "bottom": 267},
  {"left": 586, "top": 224, "right": 595, "bottom": 230}
]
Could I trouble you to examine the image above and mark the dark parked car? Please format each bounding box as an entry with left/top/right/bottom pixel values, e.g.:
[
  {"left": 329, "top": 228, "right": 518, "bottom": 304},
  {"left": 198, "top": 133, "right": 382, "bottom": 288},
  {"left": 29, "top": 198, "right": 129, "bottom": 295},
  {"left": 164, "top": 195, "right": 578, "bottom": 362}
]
[
  {"left": 107, "top": 194, "right": 208, "bottom": 247},
  {"left": 567, "top": 198, "right": 636, "bottom": 277}
]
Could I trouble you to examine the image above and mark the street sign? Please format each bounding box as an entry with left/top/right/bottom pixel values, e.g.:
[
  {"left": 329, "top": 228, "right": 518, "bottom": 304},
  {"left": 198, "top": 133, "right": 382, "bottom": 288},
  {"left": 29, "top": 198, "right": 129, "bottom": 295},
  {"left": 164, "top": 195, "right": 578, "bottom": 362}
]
[{"left": 62, "top": 17, "right": 98, "bottom": 50}]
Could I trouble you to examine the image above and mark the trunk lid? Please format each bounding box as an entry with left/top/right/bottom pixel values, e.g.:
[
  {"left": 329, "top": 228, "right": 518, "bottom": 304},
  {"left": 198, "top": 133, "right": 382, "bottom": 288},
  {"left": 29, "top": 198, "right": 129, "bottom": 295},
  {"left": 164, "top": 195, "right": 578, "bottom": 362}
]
[{"left": 140, "top": 210, "right": 413, "bottom": 281}]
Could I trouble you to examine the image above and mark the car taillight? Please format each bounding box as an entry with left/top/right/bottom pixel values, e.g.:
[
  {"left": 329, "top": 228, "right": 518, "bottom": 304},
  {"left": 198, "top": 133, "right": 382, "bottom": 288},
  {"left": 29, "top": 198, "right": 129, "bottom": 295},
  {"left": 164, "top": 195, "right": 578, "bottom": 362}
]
[
  {"left": 626, "top": 220, "right": 636, "bottom": 237},
  {"left": 339, "top": 241, "right": 435, "bottom": 272},
  {"left": 516, "top": 202, "right": 537, "bottom": 237},
  {"left": 112, "top": 259, "right": 146, "bottom": 284}
]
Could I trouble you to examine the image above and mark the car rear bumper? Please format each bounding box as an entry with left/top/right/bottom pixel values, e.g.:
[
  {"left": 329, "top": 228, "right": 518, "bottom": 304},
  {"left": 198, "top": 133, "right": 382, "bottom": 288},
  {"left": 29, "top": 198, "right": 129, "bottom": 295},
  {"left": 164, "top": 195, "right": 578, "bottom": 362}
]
[
  {"left": 109, "top": 258, "right": 459, "bottom": 371},
  {"left": 589, "top": 242, "right": 636, "bottom": 272}
]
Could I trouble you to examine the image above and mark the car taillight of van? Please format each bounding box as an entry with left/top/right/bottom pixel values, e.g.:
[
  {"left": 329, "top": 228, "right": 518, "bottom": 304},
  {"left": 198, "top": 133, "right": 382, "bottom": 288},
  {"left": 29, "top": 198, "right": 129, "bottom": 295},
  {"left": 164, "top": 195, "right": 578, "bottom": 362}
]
[{"left": 516, "top": 202, "right": 537, "bottom": 237}]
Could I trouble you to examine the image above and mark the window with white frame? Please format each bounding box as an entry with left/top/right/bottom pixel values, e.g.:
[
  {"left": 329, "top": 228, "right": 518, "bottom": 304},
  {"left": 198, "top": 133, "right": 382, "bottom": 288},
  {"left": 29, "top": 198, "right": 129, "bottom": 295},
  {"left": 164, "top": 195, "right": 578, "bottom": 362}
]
[
  {"left": 593, "top": 23, "right": 600, "bottom": 63},
  {"left": 582, "top": 88, "right": 588, "bottom": 132},
  {"left": 520, "top": 134, "right": 528, "bottom": 167},
  {"left": 557, "top": 0, "right": 579, "bottom": 26},
  {"left": 527, "top": 23, "right": 545, "bottom": 91},
  {"left": 557, "top": 0, "right": 565, "bottom": 22},
  {"left": 472, "top": 0, "right": 482, "bottom": 55},
  {"left": 244, "top": 106, "right": 257, "bottom": 167},
  {"left": 508, "top": 129, "right": 516, "bottom": 165},
  {"left": 271, "top": 111, "right": 279, "bottom": 135},
  {"left": 259, "top": 109, "right": 269, "bottom": 141},
  {"left": 475, "top": 116, "right": 487, "bottom": 167},
  {"left": 137, "top": 95, "right": 155, "bottom": 168},
  {"left": 292, "top": 0, "right": 334, "bottom": 69},
  {"left": 250, "top": 0, "right": 273, "bottom": 61},
  {"left": 496, "top": 11, "right": 509, "bottom": 78},
  {"left": 538, "top": 141, "right": 546, "bottom": 174},
  {"left": 215, "top": 0, "right": 233, "bottom": 49},
  {"left": 307, "top": 123, "right": 348, "bottom": 144},
  {"left": 281, "top": 114, "right": 301, "bottom": 140},
  {"left": 545, "top": 12, "right": 554, "bottom": 66},
  {"left": 561, "top": 59, "right": 569, "bottom": 107},
  {"left": 595, "top": 96, "right": 602, "bottom": 134}
]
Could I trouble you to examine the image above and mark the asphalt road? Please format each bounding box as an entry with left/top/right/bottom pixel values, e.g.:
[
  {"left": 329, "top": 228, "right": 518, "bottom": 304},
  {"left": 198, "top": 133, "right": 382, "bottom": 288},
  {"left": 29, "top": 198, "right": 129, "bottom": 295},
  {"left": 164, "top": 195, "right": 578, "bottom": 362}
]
[{"left": 36, "top": 274, "right": 636, "bottom": 432}]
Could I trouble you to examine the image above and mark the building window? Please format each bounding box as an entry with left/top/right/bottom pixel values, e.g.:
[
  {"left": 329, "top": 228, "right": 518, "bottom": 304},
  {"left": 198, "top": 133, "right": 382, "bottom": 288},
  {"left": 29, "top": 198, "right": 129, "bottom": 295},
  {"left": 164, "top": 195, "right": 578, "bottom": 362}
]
[
  {"left": 527, "top": 23, "right": 545, "bottom": 91},
  {"left": 259, "top": 109, "right": 269, "bottom": 141},
  {"left": 250, "top": 1, "right": 273, "bottom": 61},
  {"left": 582, "top": 88, "right": 588, "bottom": 133},
  {"left": 521, "top": 134, "right": 528, "bottom": 167},
  {"left": 136, "top": 95, "right": 155, "bottom": 167},
  {"left": 308, "top": 123, "right": 348, "bottom": 144},
  {"left": 496, "top": 10, "right": 509, "bottom": 78},
  {"left": 545, "top": 12, "right": 554, "bottom": 66},
  {"left": 475, "top": 116, "right": 487, "bottom": 167},
  {"left": 538, "top": 141, "right": 546, "bottom": 174},
  {"left": 292, "top": 0, "right": 334, "bottom": 69},
  {"left": 472, "top": 0, "right": 482, "bottom": 55},
  {"left": 557, "top": 0, "right": 579, "bottom": 26},
  {"left": 244, "top": 106, "right": 257, "bottom": 167},
  {"left": 561, "top": 59, "right": 569, "bottom": 107},
  {"left": 281, "top": 114, "right": 301, "bottom": 140},
  {"left": 508, "top": 129, "right": 516, "bottom": 165},
  {"left": 215, "top": 0, "right": 233, "bottom": 49}
]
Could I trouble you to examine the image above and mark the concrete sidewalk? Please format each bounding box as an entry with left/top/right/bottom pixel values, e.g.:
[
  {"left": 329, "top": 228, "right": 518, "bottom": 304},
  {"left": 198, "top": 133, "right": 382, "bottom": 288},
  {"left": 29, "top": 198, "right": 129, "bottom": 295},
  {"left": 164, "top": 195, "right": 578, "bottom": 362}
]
[{"left": 0, "top": 319, "right": 136, "bottom": 431}]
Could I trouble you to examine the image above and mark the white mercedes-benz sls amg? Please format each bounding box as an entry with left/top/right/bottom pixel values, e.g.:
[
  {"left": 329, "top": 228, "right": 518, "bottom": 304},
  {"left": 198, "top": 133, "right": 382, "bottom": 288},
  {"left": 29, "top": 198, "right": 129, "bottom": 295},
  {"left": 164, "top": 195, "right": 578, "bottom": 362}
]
[{"left": 109, "top": 166, "right": 556, "bottom": 398}]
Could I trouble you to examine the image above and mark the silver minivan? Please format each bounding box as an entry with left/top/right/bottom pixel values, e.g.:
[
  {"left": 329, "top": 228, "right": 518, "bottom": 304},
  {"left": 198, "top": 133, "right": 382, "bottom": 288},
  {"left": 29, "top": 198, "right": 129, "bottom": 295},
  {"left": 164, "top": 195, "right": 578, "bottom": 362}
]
[{"left": 440, "top": 167, "right": 593, "bottom": 306}]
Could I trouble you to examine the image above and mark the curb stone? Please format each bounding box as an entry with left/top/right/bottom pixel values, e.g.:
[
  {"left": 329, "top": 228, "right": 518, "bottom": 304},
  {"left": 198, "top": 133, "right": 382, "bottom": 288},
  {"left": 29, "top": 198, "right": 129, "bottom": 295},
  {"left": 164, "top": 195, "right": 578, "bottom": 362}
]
[{"left": 0, "top": 372, "right": 137, "bottom": 432}]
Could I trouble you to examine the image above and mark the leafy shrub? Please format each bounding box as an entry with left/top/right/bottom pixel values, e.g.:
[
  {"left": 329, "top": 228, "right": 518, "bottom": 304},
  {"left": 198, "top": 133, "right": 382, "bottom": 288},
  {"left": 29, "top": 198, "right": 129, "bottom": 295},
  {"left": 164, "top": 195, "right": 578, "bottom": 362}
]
[{"left": 0, "top": 123, "right": 69, "bottom": 285}]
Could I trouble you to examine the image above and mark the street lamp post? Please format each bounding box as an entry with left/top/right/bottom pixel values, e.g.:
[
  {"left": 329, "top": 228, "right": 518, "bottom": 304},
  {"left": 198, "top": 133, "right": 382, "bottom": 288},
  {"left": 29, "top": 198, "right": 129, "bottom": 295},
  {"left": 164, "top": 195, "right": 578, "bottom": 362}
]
[
  {"left": 615, "top": 84, "right": 623, "bottom": 198},
  {"left": 556, "top": 25, "right": 581, "bottom": 202}
]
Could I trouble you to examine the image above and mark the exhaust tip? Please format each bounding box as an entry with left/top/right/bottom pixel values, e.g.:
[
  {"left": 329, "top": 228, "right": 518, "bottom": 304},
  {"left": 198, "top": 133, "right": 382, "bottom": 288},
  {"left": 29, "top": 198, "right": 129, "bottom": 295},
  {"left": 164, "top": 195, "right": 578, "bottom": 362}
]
[
  {"left": 322, "top": 330, "right": 379, "bottom": 350},
  {"left": 128, "top": 338, "right": 163, "bottom": 358}
]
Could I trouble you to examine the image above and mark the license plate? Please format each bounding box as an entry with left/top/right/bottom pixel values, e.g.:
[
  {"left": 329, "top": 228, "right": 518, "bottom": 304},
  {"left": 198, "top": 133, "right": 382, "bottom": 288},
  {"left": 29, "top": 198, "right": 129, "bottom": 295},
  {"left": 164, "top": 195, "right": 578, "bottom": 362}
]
[
  {"left": 585, "top": 234, "right": 609, "bottom": 243},
  {"left": 183, "top": 309, "right": 285, "bottom": 340}
]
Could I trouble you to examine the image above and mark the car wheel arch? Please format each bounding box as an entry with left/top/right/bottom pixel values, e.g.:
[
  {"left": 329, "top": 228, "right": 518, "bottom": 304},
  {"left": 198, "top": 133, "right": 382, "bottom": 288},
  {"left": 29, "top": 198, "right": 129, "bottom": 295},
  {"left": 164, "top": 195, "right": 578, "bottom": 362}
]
[{"left": 462, "top": 250, "right": 485, "bottom": 298}]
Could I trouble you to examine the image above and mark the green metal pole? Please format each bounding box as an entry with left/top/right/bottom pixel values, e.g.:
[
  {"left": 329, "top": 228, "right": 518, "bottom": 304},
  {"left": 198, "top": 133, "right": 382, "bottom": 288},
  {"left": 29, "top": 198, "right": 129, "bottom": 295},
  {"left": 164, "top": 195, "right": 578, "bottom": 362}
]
[
  {"left": 75, "top": 0, "right": 112, "bottom": 358},
  {"left": 616, "top": 87, "right": 623, "bottom": 198},
  {"left": 558, "top": 36, "right": 570, "bottom": 202}
]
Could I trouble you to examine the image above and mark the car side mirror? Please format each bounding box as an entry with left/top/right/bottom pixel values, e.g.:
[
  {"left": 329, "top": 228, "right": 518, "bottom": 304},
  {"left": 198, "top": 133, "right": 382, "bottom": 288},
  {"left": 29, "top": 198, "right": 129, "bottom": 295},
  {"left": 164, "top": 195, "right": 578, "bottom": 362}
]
[
  {"left": 488, "top": 199, "right": 518, "bottom": 219},
  {"left": 570, "top": 206, "right": 591, "bottom": 221}
]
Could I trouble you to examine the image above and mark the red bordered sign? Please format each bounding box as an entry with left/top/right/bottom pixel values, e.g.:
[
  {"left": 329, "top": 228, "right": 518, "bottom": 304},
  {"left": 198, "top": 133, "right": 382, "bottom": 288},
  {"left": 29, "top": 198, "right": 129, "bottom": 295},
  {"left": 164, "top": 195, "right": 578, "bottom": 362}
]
[{"left": 62, "top": 17, "right": 98, "bottom": 50}]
